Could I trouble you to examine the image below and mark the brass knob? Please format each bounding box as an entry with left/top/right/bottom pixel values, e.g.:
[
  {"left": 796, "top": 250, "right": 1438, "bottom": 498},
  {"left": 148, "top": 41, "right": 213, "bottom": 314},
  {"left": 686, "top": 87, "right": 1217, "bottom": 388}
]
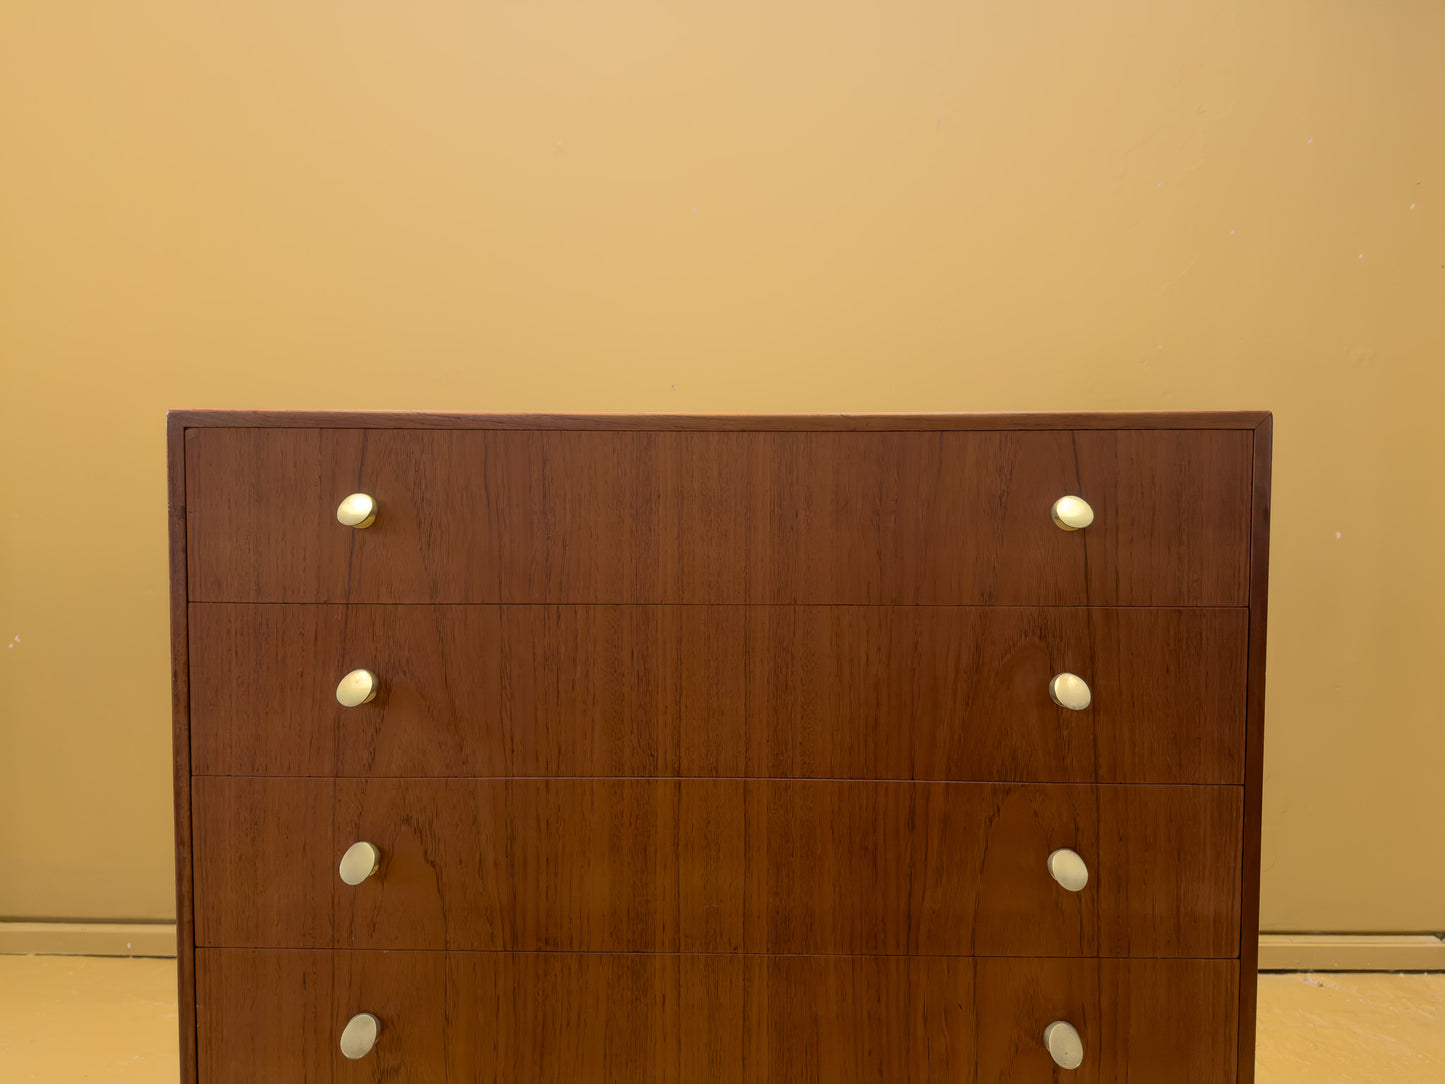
[
  {"left": 1044, "top": 1020, "right": 1084, "bottom": 1069},
  {"left": 1051, "top": 495, "right": 1094, "bottom": 531},
  {"left": 339, "top": 841, "right": 381, "bottom": 886},
  {"left": 1048, "top": 848, "right": 1089, "bottom": 892},
  {"left": 1049, "top": 672, "right": 1092, "bottom": 711},
  {"left": 335, "top": 669, "right": 378, "bottom": 708},
  {"left": 339, "top": 1012, "right": 380, "bottom": 1059},
  {"left": 336, "top": 493, "right": 378, "bottom": 529}
]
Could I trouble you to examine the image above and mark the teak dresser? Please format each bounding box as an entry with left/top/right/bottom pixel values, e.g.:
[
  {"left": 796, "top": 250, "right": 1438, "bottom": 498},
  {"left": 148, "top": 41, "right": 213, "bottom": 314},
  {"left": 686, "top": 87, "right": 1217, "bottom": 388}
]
[{"left": 167, "top": 409, "right": 1271, "bottom": 1083}]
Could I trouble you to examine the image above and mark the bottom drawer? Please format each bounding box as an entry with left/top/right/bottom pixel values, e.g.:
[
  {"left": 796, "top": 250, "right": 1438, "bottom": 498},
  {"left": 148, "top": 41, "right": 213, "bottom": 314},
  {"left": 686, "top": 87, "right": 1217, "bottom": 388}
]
[{"left": 195, "top": 949, "right": 1238, "bottom": 1082}]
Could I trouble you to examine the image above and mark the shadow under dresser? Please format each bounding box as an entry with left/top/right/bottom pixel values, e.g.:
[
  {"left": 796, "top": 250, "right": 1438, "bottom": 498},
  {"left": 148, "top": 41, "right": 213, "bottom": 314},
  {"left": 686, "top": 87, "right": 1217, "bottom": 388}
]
[{"left": 167, "top": 410, "right": 1272, "bottom": 1083}]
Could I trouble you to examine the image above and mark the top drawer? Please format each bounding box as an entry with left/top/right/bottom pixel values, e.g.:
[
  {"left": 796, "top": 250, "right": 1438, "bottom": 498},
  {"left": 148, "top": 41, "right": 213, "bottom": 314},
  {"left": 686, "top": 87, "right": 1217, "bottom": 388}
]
[{"left": 185, "top": 428, "right": 1252, "bottom": 605}]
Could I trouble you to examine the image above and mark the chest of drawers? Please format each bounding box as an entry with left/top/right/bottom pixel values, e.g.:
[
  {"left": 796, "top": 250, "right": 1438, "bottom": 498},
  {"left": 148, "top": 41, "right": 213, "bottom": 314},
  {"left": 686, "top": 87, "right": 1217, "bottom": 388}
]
[{"left": 168, "top": 410, "right": 1271, "bottom": 1082}]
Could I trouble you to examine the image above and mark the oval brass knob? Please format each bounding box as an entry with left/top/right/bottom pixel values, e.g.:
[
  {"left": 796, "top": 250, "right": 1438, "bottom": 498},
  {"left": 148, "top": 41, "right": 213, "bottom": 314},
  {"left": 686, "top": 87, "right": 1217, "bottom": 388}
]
[
  {"left": 1044, "top": 1020, "right": 1084, "bottom": 1070},
  {"left": 339, "top": 1012, "right": 380, "bottom": 1059},
  {"left": 336, "top": 493, "right": 378, "bottom": 529},
  {"left": 335, "top": 669, "right": 378, "bottom": 708},
  {"left": 1051, "top": 495, "right": 1094, "bottom": 531},
  {"left": 1049, "top": 672, "right": 1092, "bottom": 711},
  {"left": 339, "top": 841, "right": 381, "bottom": 886},
  {"left": 1048, "top": 848, "right": 1089, "bottom": 892}
]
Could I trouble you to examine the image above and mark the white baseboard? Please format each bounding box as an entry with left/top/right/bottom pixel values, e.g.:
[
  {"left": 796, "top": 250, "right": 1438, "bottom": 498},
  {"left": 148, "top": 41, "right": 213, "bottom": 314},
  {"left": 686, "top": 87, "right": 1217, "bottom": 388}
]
[
  {"left": 0, "top": 922, "right": 177, "bottom": 957},
  {"left": 2, "top": 924, "right": 1440, "bottom": 969},
  {"left": 1259, "top": 934, "right": 1445, "bottom": 971}
]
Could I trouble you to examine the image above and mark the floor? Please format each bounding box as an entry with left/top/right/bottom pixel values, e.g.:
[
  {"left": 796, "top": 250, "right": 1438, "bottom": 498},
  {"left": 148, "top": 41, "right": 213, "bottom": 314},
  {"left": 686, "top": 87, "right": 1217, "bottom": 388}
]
[{"left": 0, "top": 956, "right": 1441, "bottom": 1081}]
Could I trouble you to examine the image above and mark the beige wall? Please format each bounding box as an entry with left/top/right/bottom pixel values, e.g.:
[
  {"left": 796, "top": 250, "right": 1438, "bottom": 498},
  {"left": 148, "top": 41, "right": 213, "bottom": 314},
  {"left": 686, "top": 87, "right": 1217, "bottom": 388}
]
[{"left": 2, "top": 2, "right": 1442, "bottom": 931}]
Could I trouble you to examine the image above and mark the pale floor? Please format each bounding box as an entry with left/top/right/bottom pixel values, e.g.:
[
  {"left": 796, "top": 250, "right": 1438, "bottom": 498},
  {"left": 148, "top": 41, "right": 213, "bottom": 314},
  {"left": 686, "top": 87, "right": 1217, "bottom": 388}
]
[{"left": 0, "top": 956, "right": 1441, "bottom": 1081}]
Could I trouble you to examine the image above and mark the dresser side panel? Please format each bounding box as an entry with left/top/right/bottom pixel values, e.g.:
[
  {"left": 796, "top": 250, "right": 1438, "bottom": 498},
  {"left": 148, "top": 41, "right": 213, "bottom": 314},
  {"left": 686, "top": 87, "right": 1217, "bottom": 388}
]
[
  {"left": 167, "top": 415, "right": 199, "bottom": 1084},
  {"left": 1237, "top": 416, "right": 1272, "bottom": 1084}
]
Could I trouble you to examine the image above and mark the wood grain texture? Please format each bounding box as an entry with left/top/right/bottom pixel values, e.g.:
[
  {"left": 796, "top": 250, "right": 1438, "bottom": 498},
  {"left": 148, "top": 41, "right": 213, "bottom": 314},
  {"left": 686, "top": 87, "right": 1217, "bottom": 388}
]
[
  {"left": 188, "top": 603, "right": 745, "bottom": 778},
  {"left": 748, "top": 605, "right": 1246, "bottom": 784},
  {"left": 333, "top": 950, "right": 447, "bottom": 1084},
  {"left": 1098, "top": 957, "right": 1240, "bottom": 1084},
  {"left": 170, "top": 409, "right": 1271, "bottom": 431},
  {"left": 192, "top": 777, "right": 744, "bottom": 952},
  {"left": 192, "top": 778, "right": 1239, "bottom": 958},
  {"left": 195, "top": 948, "right": 333, "bottom": 1083},
  {"left": 194, "top": 949, "right": 1238, "bottom": 1082},
  {"left": 192, "top": 778, "right": 336, "bottom": 948},
  {"left": 1238, "top": 416, "right": 1272, "bottom": 1084},
  {"left": 174, "top": 412, "right": 1266, "bottom": 1083},
  {"left": 1096, "top": 785, "right": 1244, "bottom": 957},
  {"left": 185, "top": 428, "right": 1252, "bottom": 605},
  {"left": 165, "top": 413, "right": 197, "bottom": 1084},
  {"left": 1086, "top": 607, "right": 1249, "bottom": 783},
  {"left": 1071, "top": 430, "right": 1252, "bottom": 607},
  {"left": 450, "top": 953, "right": 733, "bottom": 1083},
  {"left": 334, "top": 778, "right": 745, "bottom": 953},
  {"left": 743, "top": 782, "right": 1098, "bottom": 957},
  {"left": 190, "top": 604, "right": 1245, "bottom": 783}
]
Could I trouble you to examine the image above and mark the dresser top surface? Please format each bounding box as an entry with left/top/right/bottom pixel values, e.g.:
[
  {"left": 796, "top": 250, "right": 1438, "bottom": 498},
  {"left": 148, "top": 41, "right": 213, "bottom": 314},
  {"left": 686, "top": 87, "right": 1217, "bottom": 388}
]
[{"left": 168, "top": 409, "right": 1271, "bottom": 431}]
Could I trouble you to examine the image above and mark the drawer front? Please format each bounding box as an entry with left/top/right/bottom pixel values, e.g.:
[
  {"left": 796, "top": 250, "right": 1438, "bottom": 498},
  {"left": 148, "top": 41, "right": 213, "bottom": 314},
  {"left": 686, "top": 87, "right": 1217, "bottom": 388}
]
[
  {"left": 189, "top": 604, "right": 1247, "bottom": 783},
  {"left": 185, "top": 428, "right": 1252, "bottom": 605},
  {"left": 196, "top": 948, "right": 1238, "bottom": 1083},
  {"left": 193, "top": 779, "right": 1241, "bottom": 957}
]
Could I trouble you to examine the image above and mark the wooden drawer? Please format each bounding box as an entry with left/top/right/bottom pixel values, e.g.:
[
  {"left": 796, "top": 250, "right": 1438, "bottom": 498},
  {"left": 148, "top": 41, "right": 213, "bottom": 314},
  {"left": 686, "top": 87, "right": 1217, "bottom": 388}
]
[
  {"left": 196, "top": 948, "right": 1239, "bottom": 1083},
  {"left": 185, "top": 428, "right": 1252, "bottom": 605},
  {"left": 192, "top": 779, "right": 1242, "bottom": 957},
  {"left": 189, "top": 603, "right": 1247, "bottom": 783}
]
